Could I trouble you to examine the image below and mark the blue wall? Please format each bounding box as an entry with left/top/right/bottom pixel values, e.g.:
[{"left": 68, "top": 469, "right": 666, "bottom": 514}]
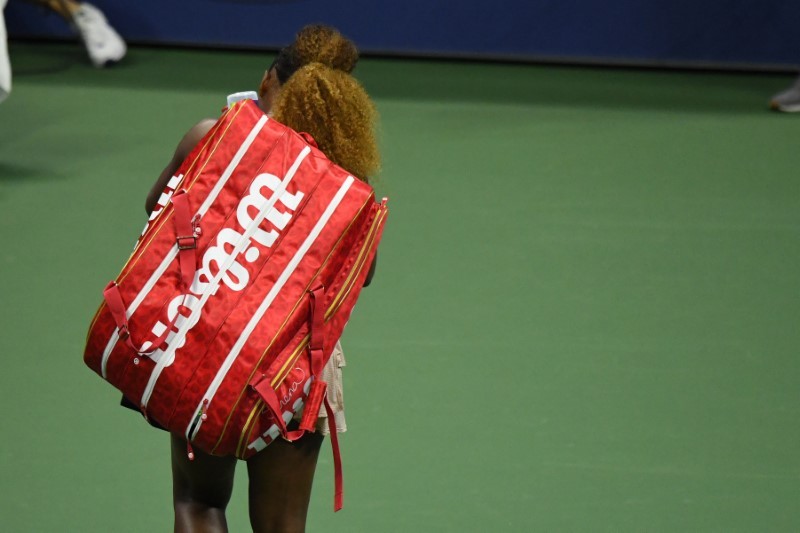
[{"left": 5, "top": 0, "right": 800, "bottom": 68}]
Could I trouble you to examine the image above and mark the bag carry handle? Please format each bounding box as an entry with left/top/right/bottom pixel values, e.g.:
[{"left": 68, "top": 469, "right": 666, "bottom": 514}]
[
  {"left": 250, "top": 286, "right": 343, "bottom": 511},
  {"left": 299, "top": 285, "right": 327, "bottom": 431},
  {"left": 251, "top": 286, "right": 328, "bottom": 435},
  {"left": 171, "top": 190, "right": 200, "bottom": 290},
  {"left": 103, "top": 190, "right": 199, "bottom": 356}
]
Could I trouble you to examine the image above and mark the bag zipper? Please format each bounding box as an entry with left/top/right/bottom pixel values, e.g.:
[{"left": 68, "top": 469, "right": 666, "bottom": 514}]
[{"left": 233, "top": 204, "right": 387, "bottom": 456}]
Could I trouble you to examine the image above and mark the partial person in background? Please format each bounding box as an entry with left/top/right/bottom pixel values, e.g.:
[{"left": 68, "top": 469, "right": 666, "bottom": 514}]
[
  {"left": 25, "top": 0, "right": 125, "bottom": 67},
  {"left": 769, "top": 74, "right": 800, "bottom": 113},
  {"left": 0, "top": 0, "right": 10, "bottom": 102},
  {"left": 0, "top": 0, "right": 125, "bottom": 102}
]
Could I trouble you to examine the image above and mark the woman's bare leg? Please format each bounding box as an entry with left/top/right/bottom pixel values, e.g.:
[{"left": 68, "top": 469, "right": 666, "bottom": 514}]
[
  {"left": 246, "top": 433, "right": 324, "bottom": 533},
  {"left": 23, "top": 0, "right": 127, "bottom": 67},
  {"left": 25, "top": 0, "right": 79, "bottom": 19},
  {"left": 171, "top": 435, "right": 237, "bottom": 533}
]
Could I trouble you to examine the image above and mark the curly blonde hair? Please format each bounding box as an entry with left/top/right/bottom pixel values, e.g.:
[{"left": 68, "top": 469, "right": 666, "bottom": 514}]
[{"left": 272, "top": 27, "right": 379, "bottom": 182}]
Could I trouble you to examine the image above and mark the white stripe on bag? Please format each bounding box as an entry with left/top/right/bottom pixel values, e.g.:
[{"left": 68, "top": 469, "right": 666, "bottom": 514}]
[
  {"left": 186, "top": 176, "right": 355, "bottom": 441},
  {"left": 139, "top": 147, "right": 312, "bottom": 408},
  {"left": 100, "top": 115, "right": 269, "bottom": 379}
]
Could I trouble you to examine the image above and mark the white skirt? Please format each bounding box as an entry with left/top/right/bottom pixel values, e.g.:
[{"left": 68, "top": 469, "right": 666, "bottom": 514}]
[{"left": 312, "top": 340, "right": 347, "bottom": 435}]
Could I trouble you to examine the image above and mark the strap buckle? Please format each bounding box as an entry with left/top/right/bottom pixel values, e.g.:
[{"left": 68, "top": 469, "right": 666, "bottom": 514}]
[
  {"left": 176, "top": 235, "right": 196, "bottom": 250},
  {"left": 176, "top": 215, "right": 201, "bottom": 250}
]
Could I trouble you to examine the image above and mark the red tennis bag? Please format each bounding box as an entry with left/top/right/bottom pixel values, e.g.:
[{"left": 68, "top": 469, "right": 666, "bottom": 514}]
[{"left": 84, "top": 99, "right": 387, "bottom": 510}]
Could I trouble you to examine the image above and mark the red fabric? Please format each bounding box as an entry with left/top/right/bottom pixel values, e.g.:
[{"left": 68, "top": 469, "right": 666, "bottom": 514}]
[
  {"left": 84, "top": 99, "right": 388, "bottom": 510},
  {"left": 298, "top": 379, "right": 326, "bottom": 433},
  {"left": 324, "top": 396, "right": 344, "bottom": 512},
  {"left": 102, "top": 282, "right": 139, "bottom": 353},
  {"left": 170, "top": 189, "right": 198, "bottom": 289},
  {"left": 308, "top": 285, "right": 326, "bottom": 375},
  {"left": 250, "top": 375, "right": 304, "bottom": 442},
  {"left": 297, "top": 284, "right": 327, "bottom": 431}
]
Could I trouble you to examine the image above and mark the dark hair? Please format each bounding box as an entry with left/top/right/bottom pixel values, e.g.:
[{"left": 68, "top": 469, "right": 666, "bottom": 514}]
[
  {"left": 269, "top": 25, "right": 359, "bottom": 84},
  {"left": 269, "top": 46, "right": 301, "bottom": 85},
  {"left": 292, "top": 24, "right": 358, "bottom": 73}
]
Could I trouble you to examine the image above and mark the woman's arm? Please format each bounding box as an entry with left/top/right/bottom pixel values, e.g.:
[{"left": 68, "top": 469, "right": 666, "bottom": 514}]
[
  {"left": 363, "top": 253, "right": 377, "bottom": 287},
  {"left": 145, "top": 119, "right": 217, "bottom": 215}
]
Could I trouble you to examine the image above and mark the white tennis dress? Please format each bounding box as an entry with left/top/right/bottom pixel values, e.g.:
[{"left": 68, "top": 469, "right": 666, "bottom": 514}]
[{"left": 312, "top": 340, "right": 347, "bottom": 435}]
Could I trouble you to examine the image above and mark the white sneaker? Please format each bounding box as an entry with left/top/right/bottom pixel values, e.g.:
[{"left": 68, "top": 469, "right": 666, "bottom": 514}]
[
  {"left": 769, "top": 75, "right": 800, "bottom": 113},
  {"left": 72, "top": 3, "right": 126, "bottom": 67}
]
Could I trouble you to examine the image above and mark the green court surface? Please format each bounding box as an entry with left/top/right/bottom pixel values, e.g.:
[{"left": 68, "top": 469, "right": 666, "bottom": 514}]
[{"left": 1, "top": 42, "right": 798, "bottom": 531}]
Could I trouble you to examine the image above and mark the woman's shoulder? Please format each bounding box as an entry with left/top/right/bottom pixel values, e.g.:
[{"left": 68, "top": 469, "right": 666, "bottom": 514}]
[{"left": 175, "top": 118, "right": 217, "bottom": 161}]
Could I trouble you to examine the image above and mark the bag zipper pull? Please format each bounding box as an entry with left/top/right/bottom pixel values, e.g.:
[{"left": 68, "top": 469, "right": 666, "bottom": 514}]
[{"left": 186, "top": 399, "right": 210, "bottom": 460}]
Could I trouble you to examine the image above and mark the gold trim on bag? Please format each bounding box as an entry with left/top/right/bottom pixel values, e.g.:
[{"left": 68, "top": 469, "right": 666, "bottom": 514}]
[{"left": 232, "top": 204, "right": 387, "bottom": 456}]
